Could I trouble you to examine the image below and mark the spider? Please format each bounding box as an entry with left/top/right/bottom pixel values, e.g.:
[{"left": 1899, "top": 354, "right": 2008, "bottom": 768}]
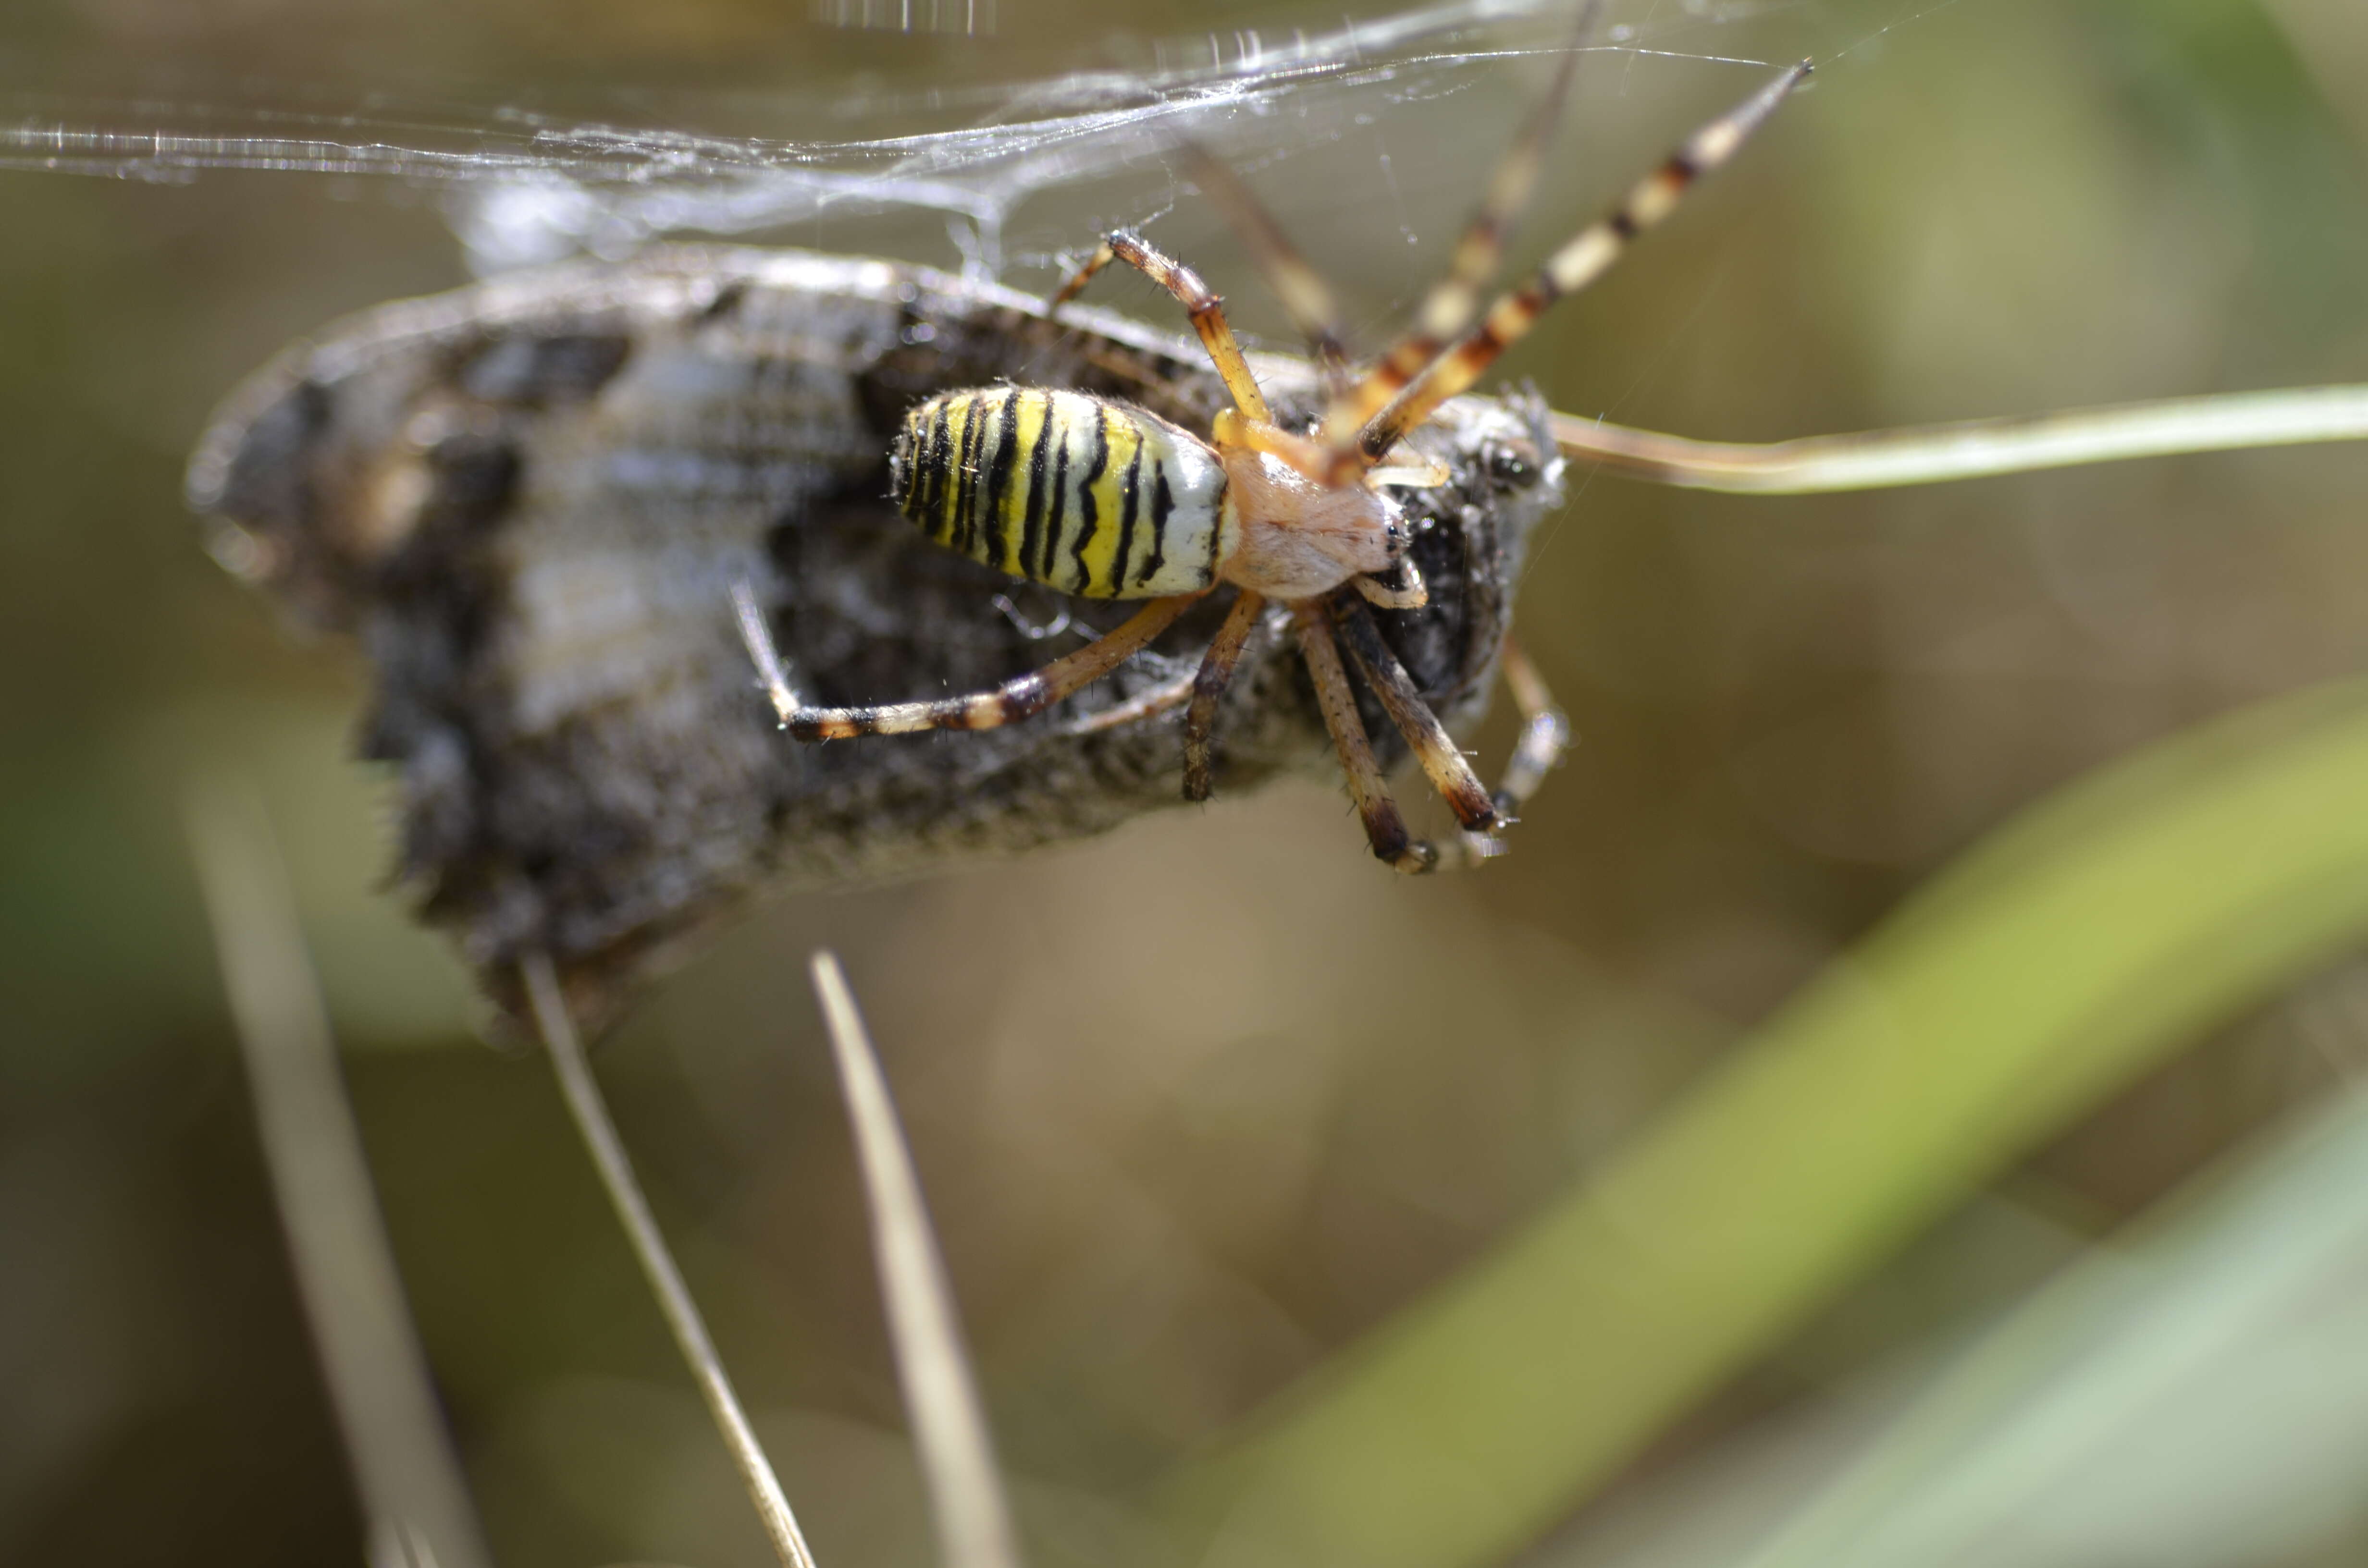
[{"left": 732, "top": 43, "right": 1811, "bottom": 872}]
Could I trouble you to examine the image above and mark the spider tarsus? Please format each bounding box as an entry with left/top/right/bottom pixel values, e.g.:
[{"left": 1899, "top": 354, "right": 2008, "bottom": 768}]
[{"left": 1389, "top": 840, "right": 1441, "bottom": 875}]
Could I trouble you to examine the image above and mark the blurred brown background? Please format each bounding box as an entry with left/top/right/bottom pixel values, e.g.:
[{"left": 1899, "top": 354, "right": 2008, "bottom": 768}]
[{"left": 5, "top": 0, "right": 2368, "bottom": 1564}]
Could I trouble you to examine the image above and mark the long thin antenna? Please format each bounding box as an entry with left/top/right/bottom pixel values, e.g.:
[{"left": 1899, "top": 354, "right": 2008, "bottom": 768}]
[
  {"left": 809, "top": 952, "right": 1025, "bottom": 1568},
  {"left": 1549, "top": 383, "right": 2368, "bottom": 493},
  {"left": 185, "top": 781, "right": 494, "bottom": 1568},
  {"left": 519, "top": 952, "right": 820, "bottom": 1568}
]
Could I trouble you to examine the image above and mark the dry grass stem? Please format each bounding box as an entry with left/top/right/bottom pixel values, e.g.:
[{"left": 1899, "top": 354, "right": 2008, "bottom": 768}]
[
  {"left": 809, "top": 950, "right": 1025, "bottom": 1568},
  {"left": 185, "top": 781, "right": 493, "bottom": 1568},
  {"left": 519, "top": 952, "right": 819, "bottom": 1568}
]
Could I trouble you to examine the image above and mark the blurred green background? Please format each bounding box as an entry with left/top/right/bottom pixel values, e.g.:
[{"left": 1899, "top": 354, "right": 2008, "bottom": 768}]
[{"left": 7, "top": 0, "right": 2368, "bottom": 1565}]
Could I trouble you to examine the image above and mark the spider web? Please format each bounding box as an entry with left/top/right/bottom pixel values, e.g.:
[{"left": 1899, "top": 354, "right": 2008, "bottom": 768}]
[{"left": 0, "top": 0, "right": 1881, "bottom": 281}]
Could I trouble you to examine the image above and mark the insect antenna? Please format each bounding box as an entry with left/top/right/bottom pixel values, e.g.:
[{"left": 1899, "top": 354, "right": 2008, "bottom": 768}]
[
  {"left": 1340, "top": 59, "right": 1811, "bottom": 479},
  {"left": 1548, "top": 385, "right": 2368, "bottom": 493},
  {"left": 1318, "top": 0, "right": 1603, "bottom": 447}
]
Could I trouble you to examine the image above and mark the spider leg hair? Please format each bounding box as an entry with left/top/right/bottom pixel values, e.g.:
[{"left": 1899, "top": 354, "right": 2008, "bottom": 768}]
[
  {"left": 1172, "top": 143, "right": 1354, "bottom": 393},
  {"left": 1342, "top": 60, "right": 1810, "bottom": 479},
  {"left": 1321, "top": 0, "right": 1603, "bottom": 445},
  {"left": 1332, "top": 597, "right": 1500, "bottom": 832},
  {"left": 1183, "top": 589, "right": 1267, "bottom": 802},
  {"left": 734, "top": 581, "right": 1200, "bottom": 739},
  {"left": 1293, "top": 599, "right": 1438, "bottom": 873},
  {"left": 1048, "top": 231, "right": 1273, "bottom": 424}
]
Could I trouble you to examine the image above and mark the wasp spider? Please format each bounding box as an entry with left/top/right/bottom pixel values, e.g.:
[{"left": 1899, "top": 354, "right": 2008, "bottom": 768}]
[{"left": 735, "top": 37, "right": 1812, "bottom": 871}]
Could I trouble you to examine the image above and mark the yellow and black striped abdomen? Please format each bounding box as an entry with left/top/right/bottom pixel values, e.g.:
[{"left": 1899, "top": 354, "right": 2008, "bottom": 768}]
[{"left": 889, "top": 387, "right": 1233, "bottom": 599}]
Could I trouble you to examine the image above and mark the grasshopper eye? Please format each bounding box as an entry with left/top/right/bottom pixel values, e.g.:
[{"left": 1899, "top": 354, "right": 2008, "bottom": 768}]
[{"left": 1488, "top": 439, "right": 1542, "bottom": 488}]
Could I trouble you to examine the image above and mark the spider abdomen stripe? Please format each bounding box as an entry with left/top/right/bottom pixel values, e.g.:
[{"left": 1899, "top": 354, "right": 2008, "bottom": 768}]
[{"left": 890, "top": 387, "right": 1233, "bottom": 599}]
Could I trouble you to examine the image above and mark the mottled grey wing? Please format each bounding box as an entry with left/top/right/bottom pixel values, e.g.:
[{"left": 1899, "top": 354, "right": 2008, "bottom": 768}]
[{"left": 186, "top": 245, "right": 1563, "bottom": 1026}]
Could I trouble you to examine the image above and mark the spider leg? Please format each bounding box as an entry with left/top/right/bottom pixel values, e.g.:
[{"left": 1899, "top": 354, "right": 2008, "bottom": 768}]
[
  {"left": 1055, "top": 589, "right": 1271, "bottom": 751},
  {"left": 1320, "top": 0, "right": 1602, "bottom": 445},
  {"left": 1420, "top": 637, "right": 1575, "bottom": 871},
  {"left": 1331, "top": 597, "right": 1499, "bottom": 833},
  {"left": 1293, "top": 599, "right": 1437, "bottom": 873},
  {"left": 1183, "top": 589, "right": 1268, "bottom": 802},
  {"left": 1171, "top": 142, "right": 1354, "bottom": 393},
  {"left": 1337, "top": 60, "right": 1810, "bottom": 479},
  {"left": 1210, "top": 409, "right": 1333, "bottom": 482},
  {"left": 732, "top": 581, "right": 1199, "bottom": 739},
  {"left": 1048, "top": 231, "right": 1274, "bottom": 424}
]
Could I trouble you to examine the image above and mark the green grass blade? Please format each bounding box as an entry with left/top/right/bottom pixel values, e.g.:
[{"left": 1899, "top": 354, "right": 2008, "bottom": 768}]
[
  {"left": 1720, "top": 1082, "right": 2368, "bottom": 1568},
  {"left": 1153, "top": 675, "right": 2368, "bottom": 1568}
]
